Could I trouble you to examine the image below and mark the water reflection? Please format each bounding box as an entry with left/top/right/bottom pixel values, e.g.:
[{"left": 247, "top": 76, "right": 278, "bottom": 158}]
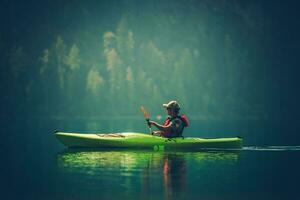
[
  {"left": 57, "top": 150, "right": 239, "bottom": 199},
  {"left": 162, "top": 153, "right": 186, "bottom": 199}
]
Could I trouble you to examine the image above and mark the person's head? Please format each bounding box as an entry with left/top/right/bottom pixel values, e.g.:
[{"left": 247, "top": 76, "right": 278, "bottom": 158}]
[{"left": 163, "top": 100, "right": 180, "bottom": 117}]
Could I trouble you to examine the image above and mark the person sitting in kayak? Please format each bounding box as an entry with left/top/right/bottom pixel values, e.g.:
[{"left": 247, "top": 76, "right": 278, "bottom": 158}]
[{"left": 149, "top": 100, "right": 189, "bottom": 138}]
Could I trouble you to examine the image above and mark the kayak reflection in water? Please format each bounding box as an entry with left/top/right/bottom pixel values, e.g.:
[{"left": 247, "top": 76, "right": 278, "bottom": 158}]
[{"left": 149, "top": 100, "right": 189, "bottom": 138}]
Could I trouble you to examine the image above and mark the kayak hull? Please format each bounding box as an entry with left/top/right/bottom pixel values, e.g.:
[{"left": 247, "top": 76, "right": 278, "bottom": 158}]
[{"left": 55, "top": 132, "right": 243, "bottom": 150}]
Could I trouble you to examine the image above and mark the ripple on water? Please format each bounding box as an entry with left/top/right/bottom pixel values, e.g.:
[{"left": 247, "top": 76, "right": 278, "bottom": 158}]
[{"left": 242, "top": 146, "right": 300, "bottom": 151}]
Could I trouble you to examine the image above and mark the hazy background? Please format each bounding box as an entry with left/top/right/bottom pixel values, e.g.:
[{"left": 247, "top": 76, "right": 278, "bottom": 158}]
[{"left": 1, "top": 0, "right": 300, "bottom": 145}]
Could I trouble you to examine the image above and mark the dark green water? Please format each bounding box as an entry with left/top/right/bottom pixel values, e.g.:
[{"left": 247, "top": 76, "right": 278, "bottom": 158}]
[{"left": 2, "top": 118, "right": 300, "bottom": 200}]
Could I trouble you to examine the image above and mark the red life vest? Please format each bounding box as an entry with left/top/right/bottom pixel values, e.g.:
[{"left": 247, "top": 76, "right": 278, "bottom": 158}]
[
  {"left": 163, "top": 115, "right": 189, "bottom": 127},
  {"left": 180, "top": 115, "right": 190, "bottom": 127},
  {"left": 163, "top": 115, "right": 189, "bottom": 137}
]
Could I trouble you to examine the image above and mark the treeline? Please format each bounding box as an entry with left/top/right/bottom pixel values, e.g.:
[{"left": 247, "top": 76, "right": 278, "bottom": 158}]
[{"left": 1, "top": 0, "right": 269, "bottom": 119}]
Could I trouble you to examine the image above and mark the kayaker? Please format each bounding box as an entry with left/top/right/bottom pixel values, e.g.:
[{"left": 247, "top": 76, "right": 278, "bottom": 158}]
[{"left": 149, "top": 100, "right": 189, "bottom": 138}]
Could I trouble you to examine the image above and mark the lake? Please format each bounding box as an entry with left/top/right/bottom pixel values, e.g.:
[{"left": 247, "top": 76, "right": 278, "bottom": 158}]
[{"left": 2, "top": 117, "right": 300, "bottom": 200}]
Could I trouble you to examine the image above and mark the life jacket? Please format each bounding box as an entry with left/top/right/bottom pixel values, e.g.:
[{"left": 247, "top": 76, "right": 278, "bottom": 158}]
[{"left": 163, "top": 115, "right": 189, "bottom": 138}]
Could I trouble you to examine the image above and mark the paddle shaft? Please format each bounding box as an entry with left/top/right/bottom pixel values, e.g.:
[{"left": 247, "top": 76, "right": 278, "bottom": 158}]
[
  {"left": 146, "top": 118, "right": 152, "bottom": 134},
  {"left": 141, "top": 106, "right": 153, "bottom": 135}
]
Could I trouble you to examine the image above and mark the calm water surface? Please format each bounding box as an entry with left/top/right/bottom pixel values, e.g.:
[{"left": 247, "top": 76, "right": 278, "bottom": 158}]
[{"left": 2, "top": 118, "right": 300, "bottom": 200}]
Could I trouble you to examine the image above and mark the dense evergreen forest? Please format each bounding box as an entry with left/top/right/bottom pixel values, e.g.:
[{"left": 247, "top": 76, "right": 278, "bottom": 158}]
[{"left": 0, "top": 0, "right": 299, "bottom": 121}]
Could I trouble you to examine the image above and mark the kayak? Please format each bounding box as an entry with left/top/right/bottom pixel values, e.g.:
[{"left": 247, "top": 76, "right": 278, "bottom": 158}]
[{"left": 55, "top": 132, "right": 242, "bottom": 150}]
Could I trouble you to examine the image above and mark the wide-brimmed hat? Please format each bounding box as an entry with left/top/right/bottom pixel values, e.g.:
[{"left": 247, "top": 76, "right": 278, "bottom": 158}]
[{"left": 163, "top": 100, "right": 180, "bottom": 111}]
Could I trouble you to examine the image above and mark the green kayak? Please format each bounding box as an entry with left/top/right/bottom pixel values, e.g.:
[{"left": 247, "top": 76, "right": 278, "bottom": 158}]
[{"left": 55, "top": 132, "right": 242, "bottom": 150}]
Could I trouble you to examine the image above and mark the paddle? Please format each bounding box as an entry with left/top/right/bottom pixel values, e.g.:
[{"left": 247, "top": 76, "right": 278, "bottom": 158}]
[{"left": 140, "top": 106, "right": 153, "bottom": 135}]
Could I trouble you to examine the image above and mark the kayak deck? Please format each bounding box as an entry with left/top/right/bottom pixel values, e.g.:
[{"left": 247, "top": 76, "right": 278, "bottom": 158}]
[{"left": 55, "top": 132, "right": 243, "bottom": 150}]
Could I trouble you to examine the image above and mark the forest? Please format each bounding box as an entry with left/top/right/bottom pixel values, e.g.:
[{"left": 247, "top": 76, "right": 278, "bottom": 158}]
[{"left": 1, "top": 0, "right": 298, "bottom": 121}]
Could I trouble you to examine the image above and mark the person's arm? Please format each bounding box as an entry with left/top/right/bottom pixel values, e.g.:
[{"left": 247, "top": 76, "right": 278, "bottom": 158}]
[{"left": 149, "top": 120, "right": 172, "bottom": 132}]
